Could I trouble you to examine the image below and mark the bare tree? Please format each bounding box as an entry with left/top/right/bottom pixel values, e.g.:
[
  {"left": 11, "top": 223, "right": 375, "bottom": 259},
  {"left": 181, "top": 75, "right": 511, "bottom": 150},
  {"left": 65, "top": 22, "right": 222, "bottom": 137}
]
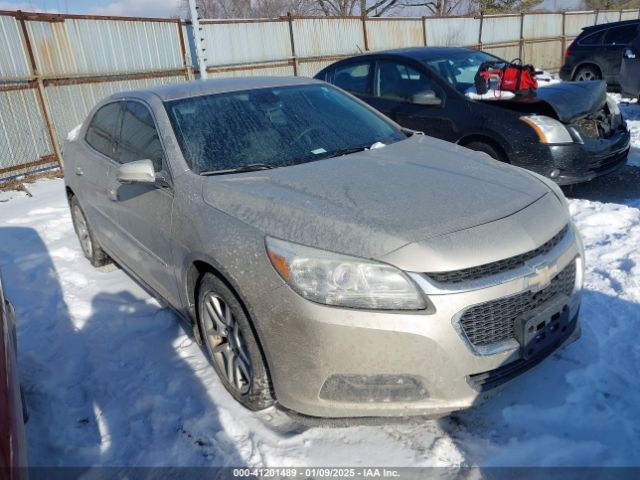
[
  {"left": 315, "top": 0, "right": 468, "bottom": 16},
  {"left": 585, "top": 0, "right": 640, "bottom": 8},
  {"left": 181, "top": 0, "right": 315, "bottom": 19},
  {"left": 467, "top": 0, "right": 542, "bottom": 14}
]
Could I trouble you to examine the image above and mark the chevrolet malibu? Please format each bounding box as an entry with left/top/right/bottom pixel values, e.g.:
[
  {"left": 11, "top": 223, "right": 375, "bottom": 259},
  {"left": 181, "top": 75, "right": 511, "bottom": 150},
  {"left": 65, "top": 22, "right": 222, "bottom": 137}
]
[{"left": 63, "top": 77, "right": 584, "bottom": 418}]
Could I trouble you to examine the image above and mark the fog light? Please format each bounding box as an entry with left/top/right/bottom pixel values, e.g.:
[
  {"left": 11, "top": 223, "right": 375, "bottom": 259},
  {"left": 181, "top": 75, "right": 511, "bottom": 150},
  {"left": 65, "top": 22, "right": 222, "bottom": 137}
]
[
  {"left": 550, "top": 169, "right": 560, "bottom": 179},
  {"left": 319, "top": 374, "right": 428, "bottom": 403}
]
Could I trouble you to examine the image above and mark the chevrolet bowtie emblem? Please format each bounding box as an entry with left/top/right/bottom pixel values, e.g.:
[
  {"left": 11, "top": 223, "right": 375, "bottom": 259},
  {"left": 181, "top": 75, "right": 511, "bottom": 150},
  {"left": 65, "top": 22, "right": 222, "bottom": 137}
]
[{"left": 526, "top": 262, "right": 558, "bottom": 291}]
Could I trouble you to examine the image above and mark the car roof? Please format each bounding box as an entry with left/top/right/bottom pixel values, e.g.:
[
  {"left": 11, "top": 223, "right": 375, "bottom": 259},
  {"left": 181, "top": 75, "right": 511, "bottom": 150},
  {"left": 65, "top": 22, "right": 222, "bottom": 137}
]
[
  {"left": 332, "top": 47, "right": 478, "bottom": 63},
  {"left": 108, "top": 76, "right": 323, "bottom": 103},
  {"left": 581, "top": 19, "right": 639, "bottom": 33}
]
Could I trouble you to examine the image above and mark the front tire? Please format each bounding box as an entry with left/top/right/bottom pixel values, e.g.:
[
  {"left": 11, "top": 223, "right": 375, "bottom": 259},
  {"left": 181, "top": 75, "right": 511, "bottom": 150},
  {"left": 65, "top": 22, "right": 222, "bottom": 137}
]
[
  {"left": 197, "top": 273, "right": 274, "bottom": 410},
  {"left": 464, "top": 141, "right": 507, "bottom": 163},
  {"left": 70, "top": 196, "right": 111, "bottom": 267}
]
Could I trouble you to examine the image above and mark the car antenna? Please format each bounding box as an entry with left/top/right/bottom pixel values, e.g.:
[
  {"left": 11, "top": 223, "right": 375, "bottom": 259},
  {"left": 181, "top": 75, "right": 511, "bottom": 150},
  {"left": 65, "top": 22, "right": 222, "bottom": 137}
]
[{"left": 356, "top": 44, "right": 363, "bottom": 54}]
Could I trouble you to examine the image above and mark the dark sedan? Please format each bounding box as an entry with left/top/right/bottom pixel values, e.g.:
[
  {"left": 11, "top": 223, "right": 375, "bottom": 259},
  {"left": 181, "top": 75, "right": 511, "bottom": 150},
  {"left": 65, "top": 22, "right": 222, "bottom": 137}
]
[
  {"left": 0, "top": 271, "right": 28, "bottom": 480},
  {"left": 560, "top": 20, "right": 639, "bottom": 87},
  {"left": 316, "top": 47, "right": 630, "bottom": 185}
]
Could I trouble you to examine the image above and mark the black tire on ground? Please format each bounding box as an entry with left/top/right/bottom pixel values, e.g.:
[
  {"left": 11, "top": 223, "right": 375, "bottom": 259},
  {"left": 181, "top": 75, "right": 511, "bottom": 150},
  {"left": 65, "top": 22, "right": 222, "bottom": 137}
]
[
  {"left": 69, "top": 195, "right": 111, "bottom": 267},
  {"left": 197, "top": 273, "right": 274, "bottom": 411},
  {"left": 573, "top": 65, "right": 601, "bottom": 82},
  {"left": 464, "top": 141, "right": 507, "bottom": 163}
]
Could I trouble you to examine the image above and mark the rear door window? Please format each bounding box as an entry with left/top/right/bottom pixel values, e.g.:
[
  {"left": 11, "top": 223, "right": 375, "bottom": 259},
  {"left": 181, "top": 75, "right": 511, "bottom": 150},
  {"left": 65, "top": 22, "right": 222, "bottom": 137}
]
[
  {"left": 119, "top": 101, "right": 166, "bottom": 172},
  {"left": 85, "top": 102, "right": 121, "bottom": 160},
  {"left": 604, "top": 24, "right": 639, "bottom": 45},
  {"left": 332, "top": 62, "right": 373, "bottom": 96}
]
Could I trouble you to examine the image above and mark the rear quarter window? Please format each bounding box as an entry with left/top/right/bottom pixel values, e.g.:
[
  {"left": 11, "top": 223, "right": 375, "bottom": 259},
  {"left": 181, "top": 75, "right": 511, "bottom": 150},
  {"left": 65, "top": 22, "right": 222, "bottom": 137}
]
[{"left": 332, "top": 62, "right": 372, "bottom": 95}]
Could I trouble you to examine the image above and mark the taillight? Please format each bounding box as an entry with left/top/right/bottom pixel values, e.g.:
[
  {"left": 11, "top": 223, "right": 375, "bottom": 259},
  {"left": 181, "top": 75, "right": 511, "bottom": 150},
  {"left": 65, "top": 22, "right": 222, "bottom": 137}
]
[{"left": 564, "top": 42, "right": 574, "bottom": 61}]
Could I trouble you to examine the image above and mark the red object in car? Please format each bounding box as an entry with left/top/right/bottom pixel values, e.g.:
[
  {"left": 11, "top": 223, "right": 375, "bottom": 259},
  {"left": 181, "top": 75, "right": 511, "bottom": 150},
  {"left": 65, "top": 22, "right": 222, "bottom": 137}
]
[{"left": 0, "top": 271, "right": 28, "bottom": 480}]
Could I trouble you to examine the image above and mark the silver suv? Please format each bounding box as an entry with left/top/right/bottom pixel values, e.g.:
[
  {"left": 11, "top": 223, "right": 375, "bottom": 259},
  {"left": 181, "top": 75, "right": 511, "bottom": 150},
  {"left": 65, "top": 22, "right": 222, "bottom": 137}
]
[{"left": 63, "top": 77, "right": 584, "bottom": 418}]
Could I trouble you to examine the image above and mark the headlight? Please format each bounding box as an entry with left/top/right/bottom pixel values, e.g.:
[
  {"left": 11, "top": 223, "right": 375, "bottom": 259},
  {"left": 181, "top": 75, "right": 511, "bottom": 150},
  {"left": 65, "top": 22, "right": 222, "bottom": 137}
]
[
  {"left": 520, "top": 115, "right": 573, "bottom": 144},
  {"left": 266, "top": 237, "right": 426, "bottom": 310}
]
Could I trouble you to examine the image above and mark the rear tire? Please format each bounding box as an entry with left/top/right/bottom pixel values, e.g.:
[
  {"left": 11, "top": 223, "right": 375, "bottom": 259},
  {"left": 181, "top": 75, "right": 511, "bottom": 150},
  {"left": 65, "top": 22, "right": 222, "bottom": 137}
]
[
  {"left": 464, "top": 141, "right": 507, "bottom": 163},
  {"left": 197, "top": 273, "right": 274, "bottom": 411},
  {"left": 573, "top": 65, "right": 601, "bottom": 82},
  {"left": 70, "top": 196, "right": 111, "bottom": 268}
]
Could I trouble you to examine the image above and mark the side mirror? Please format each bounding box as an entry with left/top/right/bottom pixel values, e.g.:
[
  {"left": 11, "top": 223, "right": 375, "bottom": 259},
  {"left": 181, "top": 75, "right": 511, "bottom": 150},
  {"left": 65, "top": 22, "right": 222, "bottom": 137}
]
[
  {"left": 624, "top": 47, "right": 638, "bottom": 60},
  {"left": 116, "top": 159, "right": 156, "bottom": 184},
  {"left": 410, "top": 90, "right": 442, "bottom": 106}
]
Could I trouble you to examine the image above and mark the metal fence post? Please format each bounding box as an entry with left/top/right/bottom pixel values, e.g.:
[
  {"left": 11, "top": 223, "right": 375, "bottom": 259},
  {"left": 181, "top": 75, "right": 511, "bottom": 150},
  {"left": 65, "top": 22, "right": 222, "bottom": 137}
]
[
  {"left": 177, "top": 20, "right": 192, "bottom": 80},
  {"left": 422, "top": 16, "right": 427, "bottom": 46},
  {"left": 518, "top": 12, "right": 525, "bottom": 62},
  {"left": 362, "top": 15, "right": 369, "bottom": 51},
  {"left": 16, "top": 10, "right": 63, "bottom": 171},
  {"left": 188, "top": 0, "right": 208, "bottom": 79},
  {"left": 287, "top": 13, "right": 298, "bottom": 76},
  {"left": 561, "top": 11, "right": 566, "bottom": 71},
  {"left": 478, "top": 14, "right": 484, "bottom": 50}
]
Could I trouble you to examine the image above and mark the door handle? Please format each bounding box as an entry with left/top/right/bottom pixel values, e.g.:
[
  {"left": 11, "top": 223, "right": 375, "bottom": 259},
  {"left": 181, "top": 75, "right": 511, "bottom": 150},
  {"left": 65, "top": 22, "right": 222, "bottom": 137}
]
[
  {"left": 107, "top": 188, "right": 118, "bottom": 201},
  {"left": 75, "top": 167, "right": 83, "bottom": 176}
]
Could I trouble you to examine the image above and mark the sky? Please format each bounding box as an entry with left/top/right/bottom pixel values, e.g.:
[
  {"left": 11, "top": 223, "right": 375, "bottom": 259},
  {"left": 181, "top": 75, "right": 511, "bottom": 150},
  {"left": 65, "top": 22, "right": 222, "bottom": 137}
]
[
  {"left": 0, "top": 0, "right": 182, "bottom": 17},
  {"left": 0, "top": 0, "right": 590, "bottom": 19}
]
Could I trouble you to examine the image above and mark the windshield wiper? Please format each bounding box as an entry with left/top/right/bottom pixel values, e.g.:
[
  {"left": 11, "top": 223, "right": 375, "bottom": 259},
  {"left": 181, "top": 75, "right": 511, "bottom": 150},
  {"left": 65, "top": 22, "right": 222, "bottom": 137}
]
[
  {"left": 200, "top": 163, "right": 276, "bottom": 176},
  {"left": 320, "top": 145, "right": 370, "bottom": 159}
]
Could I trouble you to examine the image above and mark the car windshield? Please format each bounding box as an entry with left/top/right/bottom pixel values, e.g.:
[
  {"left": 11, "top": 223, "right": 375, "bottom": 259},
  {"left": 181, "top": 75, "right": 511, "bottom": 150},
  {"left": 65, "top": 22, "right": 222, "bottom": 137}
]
[
  {"left": 423, "top": 51, "right": 503, "bottom": 94},
  {"left": 165, "top": 84, "right": 406, "bottom": 174}
]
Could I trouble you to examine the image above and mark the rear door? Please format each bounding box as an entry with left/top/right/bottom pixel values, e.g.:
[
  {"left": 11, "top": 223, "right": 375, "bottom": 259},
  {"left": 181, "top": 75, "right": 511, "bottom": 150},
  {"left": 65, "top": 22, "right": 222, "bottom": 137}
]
[
  {"left": 620, "top": 36, "right": 640, "bottom": 98},
  {"left": 602, "top": 23, "right": 639, "bottom": 78},
  {"left": 111, "top": 100, "right": 179, "bottom": 305},
  {"left": 368, "top": 59, "right": 454, "bottom": 140}
]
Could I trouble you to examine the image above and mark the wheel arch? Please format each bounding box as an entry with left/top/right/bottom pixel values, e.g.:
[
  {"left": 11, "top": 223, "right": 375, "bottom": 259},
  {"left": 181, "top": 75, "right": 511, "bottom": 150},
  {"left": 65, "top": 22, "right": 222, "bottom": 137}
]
[
  {"left": 184, "top": 257, "right": 276, "bottom": 399},
  {"left": 457, "top": 134, "right": 510, "bottom": 163}
]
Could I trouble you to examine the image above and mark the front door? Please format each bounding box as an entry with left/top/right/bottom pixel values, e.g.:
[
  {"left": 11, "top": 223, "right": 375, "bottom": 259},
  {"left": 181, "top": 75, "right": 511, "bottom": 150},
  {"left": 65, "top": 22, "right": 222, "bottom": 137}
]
[
  {"left": 367, "top": 59, "right": 453, "bottom": 141},
  {"left": 111, "top": 100, "right": 179, "bottom": 306}
]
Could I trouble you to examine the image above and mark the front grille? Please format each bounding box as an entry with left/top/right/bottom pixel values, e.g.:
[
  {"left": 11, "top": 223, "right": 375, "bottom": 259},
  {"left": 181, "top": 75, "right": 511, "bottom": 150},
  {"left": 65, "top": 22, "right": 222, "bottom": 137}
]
[
  {"left": 426, "top": 225, "right": 569, "bottom": 285},
  {"left": 467, "top": 311, "right": 578, "bottom": 391},
  {"left": 459, "top": 260, "right": 576, "bottom": 347}
]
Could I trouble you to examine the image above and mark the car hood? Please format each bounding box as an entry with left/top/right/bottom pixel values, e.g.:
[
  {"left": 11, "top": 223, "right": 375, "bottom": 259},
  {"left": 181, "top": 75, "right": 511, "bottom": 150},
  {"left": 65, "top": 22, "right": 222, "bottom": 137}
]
[
  {"left": 493, "top": 80, "right": 607, "bottom": 123},
  {"left": 201, "top": 135, "right": 551, "bottom": 261}
]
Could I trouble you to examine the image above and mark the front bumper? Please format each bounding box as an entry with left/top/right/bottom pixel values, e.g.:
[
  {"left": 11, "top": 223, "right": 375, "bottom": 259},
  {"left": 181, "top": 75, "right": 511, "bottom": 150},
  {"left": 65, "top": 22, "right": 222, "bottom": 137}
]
[
  {"left": 255, "top": 225, "right": 584, "bottom": 418},
  {"left": 527, "top": 127, "right": 630, "bottom": 185}
]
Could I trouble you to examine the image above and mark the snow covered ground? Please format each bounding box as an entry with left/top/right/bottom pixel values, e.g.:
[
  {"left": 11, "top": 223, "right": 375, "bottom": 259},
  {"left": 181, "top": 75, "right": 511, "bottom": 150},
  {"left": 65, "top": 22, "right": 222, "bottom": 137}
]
[{"left": 0, "top": 98, "right": 639, "bottom": 470}]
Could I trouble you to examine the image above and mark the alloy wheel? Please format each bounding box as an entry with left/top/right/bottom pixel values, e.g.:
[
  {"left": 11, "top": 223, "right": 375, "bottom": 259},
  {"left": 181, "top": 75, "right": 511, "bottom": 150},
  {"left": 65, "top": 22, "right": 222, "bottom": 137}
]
[
  {"left": 202, "top": 293, "right": 252, "bottom": 394},
  {"left": 576, "top": 69, "right": 598, "bottom": 81}
]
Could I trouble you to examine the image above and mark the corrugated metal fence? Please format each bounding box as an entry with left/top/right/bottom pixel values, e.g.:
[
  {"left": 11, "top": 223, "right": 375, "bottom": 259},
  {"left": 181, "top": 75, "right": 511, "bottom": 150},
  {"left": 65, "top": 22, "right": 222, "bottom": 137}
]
[
  {"left": 1, "top": 8, "right": 639, "bottom": 180},
  {"left": 0, "top": 11, "right": 189, "bottom": 179}
]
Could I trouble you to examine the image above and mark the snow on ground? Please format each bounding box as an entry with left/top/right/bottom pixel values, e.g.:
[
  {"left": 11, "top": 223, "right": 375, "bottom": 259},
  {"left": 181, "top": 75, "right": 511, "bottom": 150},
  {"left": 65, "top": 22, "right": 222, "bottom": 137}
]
[{"left": 0, "top": 102, "right": 639, "bottom": 469}]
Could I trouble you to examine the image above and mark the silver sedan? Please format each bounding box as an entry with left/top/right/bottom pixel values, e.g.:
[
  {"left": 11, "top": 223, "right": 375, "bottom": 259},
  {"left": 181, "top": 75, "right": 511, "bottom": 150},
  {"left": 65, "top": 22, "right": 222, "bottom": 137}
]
[{"left": 63, "top": 76, "right": 583, "bottom": 418}]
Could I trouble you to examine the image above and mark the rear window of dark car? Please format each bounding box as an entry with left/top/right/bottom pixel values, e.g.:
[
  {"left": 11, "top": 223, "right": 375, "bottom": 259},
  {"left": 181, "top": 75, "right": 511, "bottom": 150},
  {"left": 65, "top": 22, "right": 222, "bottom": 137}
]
[
  {"left": 164, "top": 84, "right": 405, "bottom": 174},
  {"left": 604, "top": 24, "right": 639, "bottom": 45}
]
